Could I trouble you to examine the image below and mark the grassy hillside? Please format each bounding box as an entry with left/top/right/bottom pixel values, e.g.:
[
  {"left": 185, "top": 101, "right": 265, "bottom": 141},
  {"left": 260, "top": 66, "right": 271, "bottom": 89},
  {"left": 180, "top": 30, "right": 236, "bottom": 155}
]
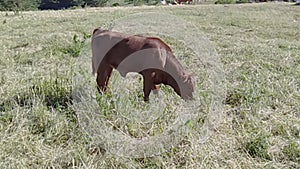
[{"left": 0, "top": 3, "right": 299, "bottom": 168}]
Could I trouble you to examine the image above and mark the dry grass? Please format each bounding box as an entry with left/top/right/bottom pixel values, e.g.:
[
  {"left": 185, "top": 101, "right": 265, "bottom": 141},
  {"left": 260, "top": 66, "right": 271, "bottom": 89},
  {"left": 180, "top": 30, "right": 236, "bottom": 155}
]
[{"left": 0, "top": 3, "right": 299, "bottom": 168}]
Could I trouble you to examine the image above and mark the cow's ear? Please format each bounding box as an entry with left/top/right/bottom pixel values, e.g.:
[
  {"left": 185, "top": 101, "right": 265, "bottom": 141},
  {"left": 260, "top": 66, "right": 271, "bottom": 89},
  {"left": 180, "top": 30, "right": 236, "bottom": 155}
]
[
  {"left": 184, "top": 73, "right": 196, "bottom": 85},
  {"left": 189, "top": 74, "right": 196, "bottom": 86}
]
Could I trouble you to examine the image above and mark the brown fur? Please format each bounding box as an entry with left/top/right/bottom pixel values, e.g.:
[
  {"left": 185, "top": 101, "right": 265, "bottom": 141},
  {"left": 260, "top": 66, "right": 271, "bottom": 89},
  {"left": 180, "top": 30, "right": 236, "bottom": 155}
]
[{"left": 92, "top": 28, "right": 195, "bottom": 101}]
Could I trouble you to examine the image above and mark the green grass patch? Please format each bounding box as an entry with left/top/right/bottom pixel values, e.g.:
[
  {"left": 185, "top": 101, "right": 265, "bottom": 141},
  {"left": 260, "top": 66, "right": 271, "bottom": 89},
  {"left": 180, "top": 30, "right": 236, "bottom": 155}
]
[
  {"left": 283, "top": 141, "right": 300, "bottom": 163},
  {"left": 244, "top": 133, "right": 271, "bottom": 160}
]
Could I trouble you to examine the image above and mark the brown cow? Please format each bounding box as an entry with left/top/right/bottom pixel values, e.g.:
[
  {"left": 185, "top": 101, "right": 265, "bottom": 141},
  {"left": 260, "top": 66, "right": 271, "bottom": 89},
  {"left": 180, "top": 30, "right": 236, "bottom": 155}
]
[{"left": 92, "top": 28, "right": 195, "bottom": 101}]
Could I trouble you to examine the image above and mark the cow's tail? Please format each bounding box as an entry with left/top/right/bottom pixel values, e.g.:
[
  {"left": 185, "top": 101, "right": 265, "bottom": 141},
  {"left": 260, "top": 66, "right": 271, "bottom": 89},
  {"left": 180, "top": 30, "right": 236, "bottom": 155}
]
[
  {"left": 91, "top": 27, "right": 101, "bottom": 75},
  {"left": 91, "top": 32, "right": 97, "bottom": 75},
  {"left": 92, "top": 27, "right": 101, "bottom": 35},
  {"left": 92, "top": 54, "right": 96, "bottom": 75}
]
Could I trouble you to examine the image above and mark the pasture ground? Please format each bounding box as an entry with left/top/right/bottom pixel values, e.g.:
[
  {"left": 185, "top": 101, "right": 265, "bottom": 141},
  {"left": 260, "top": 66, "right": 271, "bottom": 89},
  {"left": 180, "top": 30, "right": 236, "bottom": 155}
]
[{"left": 0, "top": 3, "right": 299, "bottom": 168}]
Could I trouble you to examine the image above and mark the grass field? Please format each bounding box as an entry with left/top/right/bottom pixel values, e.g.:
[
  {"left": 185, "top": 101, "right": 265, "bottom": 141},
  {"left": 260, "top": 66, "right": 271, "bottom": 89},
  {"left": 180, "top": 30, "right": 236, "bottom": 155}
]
[{"left": 0, "top": 2, "right": 299, "bottom": 168}]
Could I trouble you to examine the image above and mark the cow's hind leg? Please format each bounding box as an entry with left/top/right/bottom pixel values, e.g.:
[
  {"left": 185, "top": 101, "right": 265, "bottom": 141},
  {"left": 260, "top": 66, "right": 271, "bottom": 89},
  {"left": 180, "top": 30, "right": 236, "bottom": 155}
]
[
  {"left": 104, "top": 67, "right": 113, "bottom": 89},
  {"left": 96, "top": 64, "right": 111, "bottom": 93}
]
